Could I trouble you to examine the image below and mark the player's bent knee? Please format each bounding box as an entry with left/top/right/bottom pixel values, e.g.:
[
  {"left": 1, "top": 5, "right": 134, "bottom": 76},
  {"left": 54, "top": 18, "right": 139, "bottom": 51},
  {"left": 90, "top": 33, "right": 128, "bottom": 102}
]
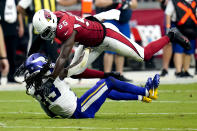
[{"left": 104, "top": 76, "right": 117, "bottom": 89}]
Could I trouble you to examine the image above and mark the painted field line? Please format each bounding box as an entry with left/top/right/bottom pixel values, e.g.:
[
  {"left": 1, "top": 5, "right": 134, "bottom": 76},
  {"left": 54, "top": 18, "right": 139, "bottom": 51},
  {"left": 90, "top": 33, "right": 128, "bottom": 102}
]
[
  {"left": 76, "top": 89, "right": 197, "bottom": 93},
  {"left": 0, "top": 100, "right": 32, "bottom": 103},
  {"left": 0, "top": 125, "right": 197, "bottom": 130},
  {"left": 0, "top": 112, "right": 44, "bottom": 115},
  {"left": 98, "top": 112, "right": 197, "bottom": 115},
  {"left": 0, "top": 99, "right": 197, "bottom": 104},
  {"left": 0, "top": 111, "right": 197, "bottom": 116},
  {"left": 0, "top": 122, "right": 6, "bottom": 127},
  {"left": 158, "top": 90, "right": 197, "bottom": 93},
  {"left": 105, "top": 100, "right": 197, "bottom": 103}
]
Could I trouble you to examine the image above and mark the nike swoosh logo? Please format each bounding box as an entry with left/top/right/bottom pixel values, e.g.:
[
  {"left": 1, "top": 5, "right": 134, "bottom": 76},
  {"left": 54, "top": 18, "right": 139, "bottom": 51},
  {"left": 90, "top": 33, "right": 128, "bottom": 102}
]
[{"left": 64, "top": 31, "right": 69, "bottom": 36}]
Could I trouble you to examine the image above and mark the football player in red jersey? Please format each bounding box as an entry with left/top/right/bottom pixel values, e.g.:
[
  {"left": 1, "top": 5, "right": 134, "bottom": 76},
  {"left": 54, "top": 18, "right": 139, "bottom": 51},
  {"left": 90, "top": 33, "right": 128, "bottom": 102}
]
[{"left": 31, "top": 9, "right": 190, "bottom": 89}]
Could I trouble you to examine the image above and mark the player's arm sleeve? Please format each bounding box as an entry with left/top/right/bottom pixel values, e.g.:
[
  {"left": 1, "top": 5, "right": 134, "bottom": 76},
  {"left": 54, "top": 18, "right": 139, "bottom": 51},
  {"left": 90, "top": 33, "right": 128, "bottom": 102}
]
[
  {"left": 40, "top": 103, "right": 57, "bottom": 118},
  {"left": 28, "top": 35, "right": 45, "bottom": 56}
]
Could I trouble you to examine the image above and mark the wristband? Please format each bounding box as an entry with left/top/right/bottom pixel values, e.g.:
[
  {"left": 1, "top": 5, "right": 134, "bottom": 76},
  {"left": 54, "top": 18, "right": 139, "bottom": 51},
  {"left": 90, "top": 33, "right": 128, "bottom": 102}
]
[{"left": 0, "top": 57, "right": 7, "bottom": 60}]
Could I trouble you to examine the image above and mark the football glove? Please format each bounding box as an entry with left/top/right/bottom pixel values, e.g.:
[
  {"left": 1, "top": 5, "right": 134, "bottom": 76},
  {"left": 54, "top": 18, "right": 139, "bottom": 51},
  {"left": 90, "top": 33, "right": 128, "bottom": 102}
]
[
  {"left": 39, "top": 77, "right": 55, "bottom": 96},
  {"left": 120, "top": 0, "right": 131, "bottom": 10},
  {"left": 14, "top": 63, "right": 26, "bottom": 77},
  {"left": 113, "top": 0, "right": 131, "bottom": 10}
]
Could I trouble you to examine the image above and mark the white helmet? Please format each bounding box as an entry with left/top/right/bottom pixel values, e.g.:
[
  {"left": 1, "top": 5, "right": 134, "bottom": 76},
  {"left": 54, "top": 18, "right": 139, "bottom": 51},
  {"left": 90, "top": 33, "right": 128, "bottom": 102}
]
[{"left": 33, "top": 9, "right": 57, "bottom": 40}]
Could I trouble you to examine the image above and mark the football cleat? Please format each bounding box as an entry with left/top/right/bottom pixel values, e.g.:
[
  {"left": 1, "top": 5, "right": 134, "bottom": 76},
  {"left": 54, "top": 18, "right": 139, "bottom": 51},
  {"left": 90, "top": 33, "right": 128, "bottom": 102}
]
[
  {"left": 167, "top": 27, "right": 191, "bottom": 50},
  {"left": 142, "top": 96, "right": 152, "bottom": 103},
  {"left": 144, "top": 77, "right": 153, "bottom": 91},
  {"left": 149, "top": 74, "right": 160, "bottom": 100}
]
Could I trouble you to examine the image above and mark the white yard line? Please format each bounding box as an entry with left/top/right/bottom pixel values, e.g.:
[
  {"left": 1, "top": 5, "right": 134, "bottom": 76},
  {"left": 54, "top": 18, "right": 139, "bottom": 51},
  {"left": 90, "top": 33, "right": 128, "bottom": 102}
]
[
  {"left": 99, "top": 112, "right": 197, "bottom": 115},
  {"left": 0, "top": 122, "right": 6, "bottom": 127},
  {"left": 0, "top": 112, "right": 44, "bottom": 115},
  {"left": 75, "top": 89, "right": 197, "bottom": 93},
  {"left": 1, "top": 125, "right": 197, "bottom": 130},
  {"left": 0, "top": 100, "right": 197, "bottom": 104},
  {"left": 105, "top": 100, "right": 197, "bottom": 103},
  {"left": 0, "top": 111, "right": 197, "bottom": 116},
  {"left": 0, "top": 100, "right": 32, "bottom": 103}
]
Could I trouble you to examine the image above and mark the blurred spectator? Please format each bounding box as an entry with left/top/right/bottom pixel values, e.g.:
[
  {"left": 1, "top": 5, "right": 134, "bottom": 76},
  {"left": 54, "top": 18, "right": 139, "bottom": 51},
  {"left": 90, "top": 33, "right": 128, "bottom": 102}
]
[
  {"left": 0, "top": 0, "right": 24, "bottom": 83},
  {"left": 158, "top": 0, "right": 168, "bottom": 10},
  {"left": 95, "top": 0, "right": 137, "bottom": 82},
  {"left": 196, "top": 51, "right": 197, "bottom": 75},
  {"left": 17, "top": 0, "right": 79, "bottom": 62},
  {"left": 158, "top": 0, "right": 172, "bottom": 77},
  {"left": 0, "top": 23, "right": 9, "bottom": 85},
  {"left": 165, "top": 0, "right": 197, "bottom": 77},
  {"left": 144, "top": 0, "right": 156, "bottom": 1}
]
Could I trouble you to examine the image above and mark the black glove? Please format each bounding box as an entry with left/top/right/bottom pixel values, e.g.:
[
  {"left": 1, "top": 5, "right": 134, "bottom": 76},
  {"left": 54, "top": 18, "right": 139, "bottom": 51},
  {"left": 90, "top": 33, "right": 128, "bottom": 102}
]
[
  {"left": 14, "top": 63, "right": 26, "bottom": 77},
  {"left": 39, "top": 77, "right": 55, "bottom": 96},
  {"left": 104, "top": 72, "right": 121, "bottom": 79}
]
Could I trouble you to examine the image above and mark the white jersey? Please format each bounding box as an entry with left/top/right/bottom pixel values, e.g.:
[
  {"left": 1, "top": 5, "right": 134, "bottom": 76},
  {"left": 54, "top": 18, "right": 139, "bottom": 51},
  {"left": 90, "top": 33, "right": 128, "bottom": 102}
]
[{"left": 29, "top": 77, "right": 77, "bottom": 118}]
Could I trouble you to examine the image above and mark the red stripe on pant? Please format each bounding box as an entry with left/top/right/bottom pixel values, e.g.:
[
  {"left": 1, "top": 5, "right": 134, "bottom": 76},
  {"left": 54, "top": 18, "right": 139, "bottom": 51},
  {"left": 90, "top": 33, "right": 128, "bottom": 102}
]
[
  {"left": 106, "top": 28, "right": 141, "bottom": 57},
  {"left": 106, "top": 28, "right": 171, "bottom": 61},
  {"left": 144, "top": 36, "right": 170, "bottom": 60}
]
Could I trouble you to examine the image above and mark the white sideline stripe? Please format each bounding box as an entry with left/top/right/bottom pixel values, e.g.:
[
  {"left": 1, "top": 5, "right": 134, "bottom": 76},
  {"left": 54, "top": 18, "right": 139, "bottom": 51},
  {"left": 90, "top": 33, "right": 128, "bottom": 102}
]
[
  {"left": 76, "top": 89, "right": 197, "bottom": 93},
  {"left": 0, "top": 125, "right": 197, "bottom": 130},
  {"left": 0, "top": 112, "right": 197, "bottom": 115},
  {"left": 99, "top": 112, "right": 197, "bottom": 115},
  {"left": 0, "top": 100, "right": 32, "bottom": 103},
  {"left": 0, "top": 112, "right": 44, "bottom": 115},
  {"left": 105, "top": 100, "right": 197, "bottom": 103},
  {"left": 0, "top": 122, "right": 6, "bottom": 126},
  {"left": 0, "top": 100, "right": 197, "bottom": 104},
  {"left": 158, "top": 90, "right": 197, "bottom": 93}
]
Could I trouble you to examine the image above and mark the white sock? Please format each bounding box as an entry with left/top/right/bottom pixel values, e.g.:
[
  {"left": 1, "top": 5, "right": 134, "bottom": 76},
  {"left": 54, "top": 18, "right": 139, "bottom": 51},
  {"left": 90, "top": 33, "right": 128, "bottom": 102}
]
[
  {"left": 145, "top": 89, "right": 149, "bottom": 97},
  {"left": 138, "top": 95, "right": 143, "bottom": 101}
]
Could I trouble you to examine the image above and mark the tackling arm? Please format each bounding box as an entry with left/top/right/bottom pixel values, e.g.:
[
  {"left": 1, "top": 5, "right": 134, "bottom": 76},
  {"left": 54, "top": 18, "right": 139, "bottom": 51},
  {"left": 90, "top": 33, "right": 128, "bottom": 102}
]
[{"left": 51, "top": 31, "right": 77, "bottom": 79}]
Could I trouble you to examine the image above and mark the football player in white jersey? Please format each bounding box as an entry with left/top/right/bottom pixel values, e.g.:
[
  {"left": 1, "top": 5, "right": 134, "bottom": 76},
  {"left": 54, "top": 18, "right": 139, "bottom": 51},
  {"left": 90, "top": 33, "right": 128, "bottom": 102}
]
[{"left": 21, "top": 53, "right": 160, "bottom": 118}]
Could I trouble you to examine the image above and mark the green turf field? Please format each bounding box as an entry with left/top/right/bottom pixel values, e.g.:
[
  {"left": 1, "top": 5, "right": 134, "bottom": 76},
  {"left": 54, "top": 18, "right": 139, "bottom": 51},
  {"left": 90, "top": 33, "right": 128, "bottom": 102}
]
[{"left": 0, "top": 83, "right": 197, "bottom": 131}]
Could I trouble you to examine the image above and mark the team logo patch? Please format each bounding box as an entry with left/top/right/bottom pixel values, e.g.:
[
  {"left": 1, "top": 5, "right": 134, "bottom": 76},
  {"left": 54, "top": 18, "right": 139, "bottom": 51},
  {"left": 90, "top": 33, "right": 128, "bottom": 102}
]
[{"left": 44, "top": 10, "right": 51, "bottom": 22}]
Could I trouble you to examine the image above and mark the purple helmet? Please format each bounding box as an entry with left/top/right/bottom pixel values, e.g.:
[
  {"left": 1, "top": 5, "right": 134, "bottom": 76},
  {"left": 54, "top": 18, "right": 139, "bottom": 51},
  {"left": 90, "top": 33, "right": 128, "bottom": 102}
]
[{"left": 25, "top": 53, "right": 47, "bottom": 74}]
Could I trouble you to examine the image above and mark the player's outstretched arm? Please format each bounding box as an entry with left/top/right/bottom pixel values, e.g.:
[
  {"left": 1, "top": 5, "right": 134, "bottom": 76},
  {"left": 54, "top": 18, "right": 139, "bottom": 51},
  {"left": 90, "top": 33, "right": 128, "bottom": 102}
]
[
  {"left": 39, "top": 31, "right": 77, "bottom": 96},
  {"left": 51, "top": 31, "right": 77, "bottom": 80}
]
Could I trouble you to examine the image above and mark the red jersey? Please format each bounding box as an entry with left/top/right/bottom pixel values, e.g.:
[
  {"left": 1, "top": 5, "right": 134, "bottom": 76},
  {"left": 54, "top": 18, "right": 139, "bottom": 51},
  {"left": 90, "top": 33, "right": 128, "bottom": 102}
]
[{"left": 54, "top": 11, "right": 105, "bottom": 47}]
